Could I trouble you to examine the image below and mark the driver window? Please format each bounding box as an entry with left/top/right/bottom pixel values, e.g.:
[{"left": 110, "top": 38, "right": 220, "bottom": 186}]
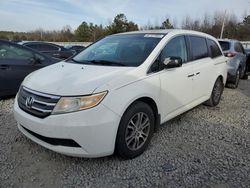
[
  {"left": 161, "top": 36, "right": 187, "bottom": 63},
  {"left": 0, "top": 43, "right": 34, "bottom": 60}
]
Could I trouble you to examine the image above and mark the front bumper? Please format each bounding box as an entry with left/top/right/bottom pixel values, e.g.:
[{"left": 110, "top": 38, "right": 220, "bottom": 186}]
[{"left": 14, "top": 97, "right": 121, "bottom": 158}]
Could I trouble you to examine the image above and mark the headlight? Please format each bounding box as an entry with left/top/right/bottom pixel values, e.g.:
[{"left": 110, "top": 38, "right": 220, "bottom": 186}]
[{"left": 52, "top": 91, "right": 107, "bottom": 114}]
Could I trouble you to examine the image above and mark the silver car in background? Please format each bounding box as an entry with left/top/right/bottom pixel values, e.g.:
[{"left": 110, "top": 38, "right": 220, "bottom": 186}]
[{"left": 218, "top": 39, "right": 247, "bottom": 88}]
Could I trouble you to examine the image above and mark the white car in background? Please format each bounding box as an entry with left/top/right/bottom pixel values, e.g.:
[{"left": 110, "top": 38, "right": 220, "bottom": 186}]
[{"left": 14, "top": 29, "right": 227, "bottom": 159}]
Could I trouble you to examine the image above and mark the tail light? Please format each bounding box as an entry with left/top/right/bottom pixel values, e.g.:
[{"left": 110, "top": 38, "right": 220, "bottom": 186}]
[{"left": 224, "top": 52, "right": 236, "bottom": 58}]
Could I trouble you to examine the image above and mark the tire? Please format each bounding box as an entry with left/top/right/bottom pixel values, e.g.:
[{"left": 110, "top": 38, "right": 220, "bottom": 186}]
[
  {"left": 115, "top": 101, "right": 155, "bottom": 159},
  {"left": 235, "top": 68, "right": 241, "bottom": 87},
  {"left": 204, "top": 77, "right": 224, "bottom": 107},
  {"left": 227, "top": 69, "right": 240, "bottom": 89}
]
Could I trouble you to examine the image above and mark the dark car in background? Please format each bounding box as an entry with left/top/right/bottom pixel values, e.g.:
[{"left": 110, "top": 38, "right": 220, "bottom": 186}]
[
  {"left": 0, "top": 40, "right": 60, "bottom": 97},
  {"left": 245, "top": 48, "right": 250, "bottom": 75},
  {"left": 218, "top": 39, "right": 247, "bottom": 88},
  {"left": 245, "top": 48, "right": 250, "bottom": 55},
  {"left": 65, "top": 45, "right": 86, "bottom": 54},
  {"left": 19, "top": 41, "right": 74, "bottom": 60}
]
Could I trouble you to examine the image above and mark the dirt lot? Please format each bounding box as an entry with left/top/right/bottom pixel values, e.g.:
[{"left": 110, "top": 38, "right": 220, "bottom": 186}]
[{"left": 0, "top": 79, "right": 250, "bottom": 188}]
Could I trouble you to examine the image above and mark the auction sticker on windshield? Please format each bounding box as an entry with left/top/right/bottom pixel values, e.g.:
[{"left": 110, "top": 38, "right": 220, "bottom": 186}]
[{"left": 144, "top": 34, "right": 164, "bottom": 38}]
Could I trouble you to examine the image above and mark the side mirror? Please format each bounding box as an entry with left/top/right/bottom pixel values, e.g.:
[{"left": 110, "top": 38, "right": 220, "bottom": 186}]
[
  {"left": 30, "top": 55, "right": 42, "bottom": 65},
  {"left": 163, "top": 56, "right": 182, "bottom": 69},
  {"left": 34, "top": 57, "right": 42, "bottom": 64}
]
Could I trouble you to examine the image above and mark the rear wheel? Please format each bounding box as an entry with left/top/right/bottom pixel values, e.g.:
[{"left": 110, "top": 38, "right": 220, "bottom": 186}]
[
  {"left": 227, "top": 68, "right": 240, "bottom": 89},
  {"left": 204, "top": 77, "right": 224, "bottom": 107},
  {"left": 115, "top": 101, "right": 155, "bottom": 159}
]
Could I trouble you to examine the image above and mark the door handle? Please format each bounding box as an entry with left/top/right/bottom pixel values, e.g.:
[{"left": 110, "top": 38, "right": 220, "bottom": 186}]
[
  {"left": 0, "top": 65, "right": 10, "bottom": 70},
  {"left": 195, "top": 72, "right": 200, "bottom": 75},
  {"left": 188, "top": 72, "right": 200, "bottom": 77},
  {"left": 188, "top": 74, "right": 195, "bottom": 77}
]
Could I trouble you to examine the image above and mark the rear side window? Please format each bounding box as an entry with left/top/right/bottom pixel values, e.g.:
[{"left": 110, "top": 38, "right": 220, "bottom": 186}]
[
  {"left": 26, "top": 44, "right": 41, "bottom": 50},
  {"left": 234, "top": 43, "right": 244, "bottom": 53},
  {"left": 207, "top": 39, "right": 222, "bottom": 58},
  {"left": 189, "top": 36, "right": 208, "bottom": 60},
  {"left": 218, "top": 41, "right": 230, "bottom": 51},
  {"left": 39, "top": 44, "right": 59, "bottom": 51},
  {"left": 0, "top": 43, "right": 34, "bottom": 60}
]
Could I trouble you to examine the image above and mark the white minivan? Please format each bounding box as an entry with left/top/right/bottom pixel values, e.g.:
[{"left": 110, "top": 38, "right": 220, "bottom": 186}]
[{"left": 14, "top": 30, "right": 227, "bottom": 159}]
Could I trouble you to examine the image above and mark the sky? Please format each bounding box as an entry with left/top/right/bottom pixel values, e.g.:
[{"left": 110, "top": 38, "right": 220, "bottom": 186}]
[{"left": 0, "top": 0, "right": 249, "bottom": 32}]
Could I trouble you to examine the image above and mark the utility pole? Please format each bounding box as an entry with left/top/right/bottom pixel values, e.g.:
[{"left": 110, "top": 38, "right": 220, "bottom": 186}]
[
  {"left": 40, "top": 31, "right": 43, "bottom": 40},
  {"left": 220, "top": 10, "right": 227, "bottom": 39}
]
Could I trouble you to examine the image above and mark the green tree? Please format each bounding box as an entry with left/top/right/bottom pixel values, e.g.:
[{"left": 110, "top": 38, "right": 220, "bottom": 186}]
[
  {"left": 75, "top": 21, "right": 92, "bottom": 41},
  {"left": 107, "top": 13, "right": 138, "bottom": 34},
  {"left": 237, "top": 15, "right": 250, "bottom": 40},
  {"left": 161, "top": 18, "right": 174, "bottom": 29},
  {"left": 75, "top": 22, "right": 105, "bottom": 42},
  {"left": 89, "top": 23, "right": 105, "bottom": 41},
  {"left": 243, "top": 15, "right": 250, "bottom": 24}
]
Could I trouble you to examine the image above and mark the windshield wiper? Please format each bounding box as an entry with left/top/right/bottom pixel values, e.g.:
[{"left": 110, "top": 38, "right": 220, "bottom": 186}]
[
  {"left": 88, "top": 60, "right": 126, "bottom": 66},
  {"left": 69, "top": 58, "right": 91, "bottom": 64}
]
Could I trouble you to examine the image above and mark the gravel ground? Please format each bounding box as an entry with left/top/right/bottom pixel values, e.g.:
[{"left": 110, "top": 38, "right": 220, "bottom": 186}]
[{"left": 0, "top": 79, "right": 250, "bottom": 188}]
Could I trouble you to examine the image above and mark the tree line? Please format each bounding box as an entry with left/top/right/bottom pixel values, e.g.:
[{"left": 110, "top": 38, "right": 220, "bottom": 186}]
[{"left": 0, "top": 12, "right": 249, "bottom": 42}]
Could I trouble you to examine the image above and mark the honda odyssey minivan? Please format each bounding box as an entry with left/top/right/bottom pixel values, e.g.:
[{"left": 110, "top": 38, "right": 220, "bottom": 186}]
[{"left": 14, "top": 30, "right": 227, "bottom": 159}]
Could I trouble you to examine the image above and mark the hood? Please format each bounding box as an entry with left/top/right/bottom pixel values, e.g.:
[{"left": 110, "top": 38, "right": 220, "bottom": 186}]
[{"left": 23, "top": 62, "right": 134, "bottom": 96}]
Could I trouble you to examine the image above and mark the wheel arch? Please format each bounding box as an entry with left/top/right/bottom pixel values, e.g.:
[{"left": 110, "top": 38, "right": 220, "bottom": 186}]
[
  {"left": 218, "top": 75, "right": 224, "bottom": 84},
  {"left": 120, "top": 96, "right": 160, "bottom": 133}
]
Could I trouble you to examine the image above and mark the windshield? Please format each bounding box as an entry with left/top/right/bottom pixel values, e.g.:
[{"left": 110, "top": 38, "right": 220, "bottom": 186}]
[
  {"left": 218, "top": 41, "right": 230, "bottom": 51},
  {"left": 70, "top": 33, "right": 164, "bottom": 67}
]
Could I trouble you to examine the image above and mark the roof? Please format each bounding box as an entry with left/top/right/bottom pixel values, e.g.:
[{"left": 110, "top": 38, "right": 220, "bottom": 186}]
[
  {"left": 218, "top": 39, "right": 239, "bottom": 42},
  {"left": 115, "top": 29, "right": 174, "bottom": 35},
  {"left": 18, "top": 41, "right": 51, "bottom": 45},
  {"left": 113, "top": 29, "right": 217, "bottom": 40}
]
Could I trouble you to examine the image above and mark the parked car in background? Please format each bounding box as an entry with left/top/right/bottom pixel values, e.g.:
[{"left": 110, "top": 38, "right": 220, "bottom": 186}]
[
  {"left": 245, "top": 48, "right": 250, "bottom": 76},
  {"left": 14, "top": 30, "right": 227, "bottom": 159},
  {"left": 0, "top": 40, "right": 60, "bottom": 97},
  {"left": 245, "top": 48, "right": 250, "bottom": 55},
  {"left": 19, "top": 41, "right": 74, "bottom": 60},
  {"left": 65, "top": 45, "right": 86, "bottom": 54},
  {"left": 218, "top": 39, "right": 247, "bottom": 88}
]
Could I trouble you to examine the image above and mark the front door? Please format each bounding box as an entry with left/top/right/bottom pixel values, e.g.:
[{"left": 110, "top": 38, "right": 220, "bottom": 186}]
[
  {"left": 159, "top": 35, "right": 193, "bottom": 121},
  {"left": 0, "top": 43, "right": 43, "bottom": 96}
]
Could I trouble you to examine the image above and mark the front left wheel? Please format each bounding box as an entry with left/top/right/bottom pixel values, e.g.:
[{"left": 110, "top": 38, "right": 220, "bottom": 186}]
[{"left": 115, "top": 101, "right": 155, "bottom": 159}]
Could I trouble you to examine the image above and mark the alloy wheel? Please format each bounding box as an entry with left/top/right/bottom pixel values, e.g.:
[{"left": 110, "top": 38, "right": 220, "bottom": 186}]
[
  {"left": 235, "top": 70, "right": 240, "bottom": 87},
  {"left": 125, "top": 112, "right": 150, "bottom": 151}
]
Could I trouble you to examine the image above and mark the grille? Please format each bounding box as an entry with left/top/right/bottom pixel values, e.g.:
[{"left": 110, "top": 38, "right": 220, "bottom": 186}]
[{"left": 18, "top": 86, "right": 60, "bottom": 118}]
